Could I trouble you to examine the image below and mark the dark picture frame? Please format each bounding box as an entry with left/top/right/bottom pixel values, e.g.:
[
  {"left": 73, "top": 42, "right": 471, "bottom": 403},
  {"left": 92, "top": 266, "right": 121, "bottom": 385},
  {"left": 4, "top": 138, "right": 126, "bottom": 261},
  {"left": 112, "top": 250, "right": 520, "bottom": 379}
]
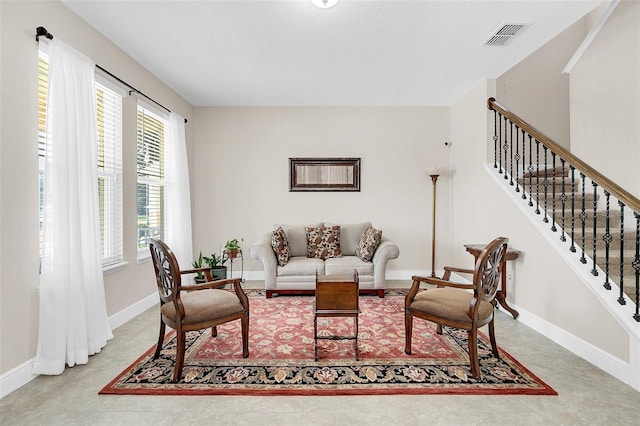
[{"left": 289, "top": 158, "right": 361, "bottom": 192}]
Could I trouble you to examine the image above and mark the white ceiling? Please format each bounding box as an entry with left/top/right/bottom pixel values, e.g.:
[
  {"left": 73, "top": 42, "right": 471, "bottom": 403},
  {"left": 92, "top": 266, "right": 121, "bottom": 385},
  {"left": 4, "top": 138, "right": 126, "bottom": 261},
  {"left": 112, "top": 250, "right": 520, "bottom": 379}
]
[{"left": 62, "top": 0, "right": 603, "bottom": 107}]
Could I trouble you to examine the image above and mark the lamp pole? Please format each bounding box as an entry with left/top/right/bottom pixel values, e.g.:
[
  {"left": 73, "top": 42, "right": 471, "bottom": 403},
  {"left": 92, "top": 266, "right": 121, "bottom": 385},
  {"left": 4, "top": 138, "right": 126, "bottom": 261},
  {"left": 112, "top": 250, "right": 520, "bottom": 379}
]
[{"left": 430, "top": 174, "right": 439, "bottom": 277}]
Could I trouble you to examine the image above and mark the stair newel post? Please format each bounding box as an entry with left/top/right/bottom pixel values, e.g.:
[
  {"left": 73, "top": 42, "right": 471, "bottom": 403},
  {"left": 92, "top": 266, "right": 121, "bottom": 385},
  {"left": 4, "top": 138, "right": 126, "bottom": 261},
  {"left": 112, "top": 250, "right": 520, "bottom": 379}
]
[
  {"left": 618, "top": 202, "right": 626, "bottom": 305},
  {"left": 508, "top": 121, "right": 514, "bottom": 185},
  {"left": 591, "top": 181, "right": 599, "bottom": 276},
  {"left": 528, "top": 135, "right": 534, "bottom": 206},
  {"left": 521, "top": 128, "right": 527, "bottom": 200},
  {"left": 535, "top": 140, "right": 541, "bottom": 215},
  {"left": 634, "top": 212, "right": 640, "bottom": 322},
  {"left": 602, "top": 191, "right": 612, "bottom": 290},
  {"left": 579, "top": 173, "right": 587, "bottom": 264},
  {"left": 560, "top": 159, "right": 567, "bottom": 242},
  {"left": 493, "top": 111, "right": 498, "bottom": 169},
  {"left": 542, "top": 146, "right": 549, "bottom": 223},
  {"left": 570, "top": 166, "right": 577, "bottom": 252},
  {"left": 551, "top": 152, "right": 557, "bottom": 232}
]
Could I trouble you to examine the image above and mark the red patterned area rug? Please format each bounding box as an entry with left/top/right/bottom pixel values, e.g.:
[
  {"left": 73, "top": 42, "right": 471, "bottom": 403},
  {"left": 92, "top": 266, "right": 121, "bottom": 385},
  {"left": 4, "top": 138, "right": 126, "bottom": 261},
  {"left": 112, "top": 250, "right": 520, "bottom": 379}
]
[{"left": 100, "top": 292, "right": 556, "bottom": 396}]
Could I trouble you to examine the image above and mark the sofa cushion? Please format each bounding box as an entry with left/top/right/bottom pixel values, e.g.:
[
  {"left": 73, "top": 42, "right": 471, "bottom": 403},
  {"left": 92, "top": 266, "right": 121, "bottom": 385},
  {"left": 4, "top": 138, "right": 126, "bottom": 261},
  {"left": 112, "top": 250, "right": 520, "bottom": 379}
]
[
  {"left": 274, "top": 223, "right": 322, "bottom": 257},
  {"left": 306, "top": 225, "right": 342, "bottom": 259},
  {"left": 325, "top": 256, "right": 374, "bottom": 276},
  {"left": 355, "top": 226, "right": 382, "bottom": 261},
  {"left": 271, "top": 226, "right": 291, "bottom": 266},
  {"left": 277, "top": 256, "right": 324, "bottom": 276},
  {"left": 325, "top": 222, "right": 371, "bottom": 256}
]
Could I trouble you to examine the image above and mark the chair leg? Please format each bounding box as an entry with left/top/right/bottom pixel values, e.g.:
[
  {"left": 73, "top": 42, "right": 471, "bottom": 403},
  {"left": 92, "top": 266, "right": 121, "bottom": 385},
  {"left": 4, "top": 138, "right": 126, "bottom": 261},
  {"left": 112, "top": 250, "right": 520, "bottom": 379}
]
[
  {"left": 241, "top": 313, "right": 249, "bottom": 358},
  {"left": 488, "top": 319, "right": 499, "bottom": 359},
  {"left": 468, "top": 328, "right": 481, "bottom": 380},
  {"left": 173, "top": 331, "right": 186, "bottom": 382},
  {"left": 211, "top": 326, "right": 218, "bottom": 337},
  {"left": 404, "top": 311, "right": 413, "bottom": 354},
  {"left": 153, "top": 319, "right": 166, "bottom": 359},
  {"left": 436, "top": 323, "right": 443, "bottom": 335}
]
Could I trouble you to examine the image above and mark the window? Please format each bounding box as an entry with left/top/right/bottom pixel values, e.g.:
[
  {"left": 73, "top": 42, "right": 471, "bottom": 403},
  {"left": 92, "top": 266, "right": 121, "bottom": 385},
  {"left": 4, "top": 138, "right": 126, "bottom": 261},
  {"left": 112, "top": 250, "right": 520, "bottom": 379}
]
[
  {"left": 136, "top": 104, "right": 168, "bottom": 259},
  {"left": 38, "top": 51, "right": 124, "bottom": 269},
  {"left": 96, "top": 80, "right": 124, "bottom": 268}
]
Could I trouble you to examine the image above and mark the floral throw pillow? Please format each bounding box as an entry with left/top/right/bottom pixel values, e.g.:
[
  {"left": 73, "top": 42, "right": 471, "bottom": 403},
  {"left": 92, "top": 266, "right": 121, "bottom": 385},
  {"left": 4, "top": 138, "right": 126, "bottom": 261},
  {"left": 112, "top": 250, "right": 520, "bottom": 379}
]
[
  {"left": 271, "top": 227, "right": 291, "bottom": 267},
  {"left": 356, "top": 226, "right": 382, "bottom": 262},
  {"left": 305, "top": 226, "right": 342, "bottom": 260}
]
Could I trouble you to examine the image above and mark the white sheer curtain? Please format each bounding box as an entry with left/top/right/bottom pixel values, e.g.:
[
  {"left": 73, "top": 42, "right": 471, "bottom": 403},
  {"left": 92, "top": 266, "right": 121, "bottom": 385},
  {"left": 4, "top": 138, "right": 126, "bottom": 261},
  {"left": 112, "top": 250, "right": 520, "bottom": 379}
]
[
  {"left": 33, "top": 39, "right": 113, "bottom": 375},
  {"left": 165, "top": 112, "right": 193, "bottom": 269}
]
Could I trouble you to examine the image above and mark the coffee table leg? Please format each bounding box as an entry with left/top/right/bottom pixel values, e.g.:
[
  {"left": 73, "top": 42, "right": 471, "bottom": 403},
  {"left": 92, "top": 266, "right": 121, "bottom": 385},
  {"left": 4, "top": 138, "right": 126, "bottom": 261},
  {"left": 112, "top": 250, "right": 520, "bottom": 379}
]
[
  {"left": 354, "top": 317, "right": 359, "bottom": 361},
  {"left": 314, "top": 315, "right": 318, "bottom": 361}
]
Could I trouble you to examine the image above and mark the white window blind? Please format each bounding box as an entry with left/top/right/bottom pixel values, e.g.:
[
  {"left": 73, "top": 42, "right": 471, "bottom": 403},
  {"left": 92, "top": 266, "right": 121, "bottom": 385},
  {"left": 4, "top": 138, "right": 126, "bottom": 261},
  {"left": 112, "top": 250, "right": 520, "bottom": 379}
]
[
  {"left": 38, "top": 50, "right": 124, "bottom": 269},
  {"left": 96, "top": 81, "right": 124, "bottom": 268},
  {"left": 38, "top": 52, "right": 48, "bottom": 262},
  {"left": 136, "top": 104, "right": 168, "bottom": 259}
]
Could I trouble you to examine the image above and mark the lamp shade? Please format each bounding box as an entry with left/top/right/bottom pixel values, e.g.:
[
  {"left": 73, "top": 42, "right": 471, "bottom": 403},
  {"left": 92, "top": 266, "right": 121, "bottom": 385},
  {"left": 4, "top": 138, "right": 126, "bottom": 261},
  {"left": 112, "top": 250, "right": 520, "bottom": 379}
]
[{"left": 424, "top": 166, "right": 440, "bottom": 177}]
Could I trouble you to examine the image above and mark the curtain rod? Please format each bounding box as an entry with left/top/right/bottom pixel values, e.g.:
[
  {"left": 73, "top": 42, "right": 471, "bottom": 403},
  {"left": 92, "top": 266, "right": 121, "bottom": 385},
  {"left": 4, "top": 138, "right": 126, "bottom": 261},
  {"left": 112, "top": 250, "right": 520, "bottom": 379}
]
[{"left": 35, "top": 26, "right": 187, "bottom": 124}]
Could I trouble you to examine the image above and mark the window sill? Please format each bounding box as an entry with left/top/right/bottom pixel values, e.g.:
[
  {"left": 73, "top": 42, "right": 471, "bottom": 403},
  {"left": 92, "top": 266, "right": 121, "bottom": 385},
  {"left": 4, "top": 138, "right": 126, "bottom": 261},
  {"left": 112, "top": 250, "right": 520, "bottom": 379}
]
[
  {"left": 137, "top": 254, "right": 151, "bottom": 265},
  {"left": 103, "top": 261, "right": 129, "bottom": 275}
]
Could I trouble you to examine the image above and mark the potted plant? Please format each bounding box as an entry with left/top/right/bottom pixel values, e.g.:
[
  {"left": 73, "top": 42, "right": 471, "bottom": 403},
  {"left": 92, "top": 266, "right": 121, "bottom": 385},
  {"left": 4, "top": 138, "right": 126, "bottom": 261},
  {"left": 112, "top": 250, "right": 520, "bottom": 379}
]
[
  {"left": 204, "top": 252, "right": 227, "bottom": 281},
  {"left": 224, "top": 238, "right": 243, "bottom": 259},
  {"left": 192, "top": 252, "right": 207, "bottom": 284}
]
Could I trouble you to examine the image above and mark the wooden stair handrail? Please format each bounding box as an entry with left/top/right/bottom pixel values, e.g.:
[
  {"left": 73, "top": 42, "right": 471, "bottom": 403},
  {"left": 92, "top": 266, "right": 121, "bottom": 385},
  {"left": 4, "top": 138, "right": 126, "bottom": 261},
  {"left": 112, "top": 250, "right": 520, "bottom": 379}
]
[{"left": 488, "top": 97, "right": 640, "bottom": 213}]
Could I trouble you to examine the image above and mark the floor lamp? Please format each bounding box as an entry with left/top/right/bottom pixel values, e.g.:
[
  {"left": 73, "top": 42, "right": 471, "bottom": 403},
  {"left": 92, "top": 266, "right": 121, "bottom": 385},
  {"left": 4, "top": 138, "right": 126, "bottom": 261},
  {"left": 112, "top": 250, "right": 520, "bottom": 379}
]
[{"left": 425, "top": 167, "right": 440, "bottom": 278}]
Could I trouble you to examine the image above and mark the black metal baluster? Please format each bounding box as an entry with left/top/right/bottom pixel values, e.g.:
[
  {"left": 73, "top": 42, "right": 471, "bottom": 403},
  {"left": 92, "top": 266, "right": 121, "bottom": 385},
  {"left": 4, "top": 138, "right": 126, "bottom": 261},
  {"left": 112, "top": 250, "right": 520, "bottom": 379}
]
[
  {"left": 591, "top": 181, "right": 599, "bottom": 276},
  {"left": 528, "top": 135, "right": 534, "bottom": 207},
  {"left": 493, "top": 111, "right": 498, "bottom": 169},
  {"left": 535, "top": 140, "right": 541, "bottom": 215},
  {"left": 499, "top": 115, "right": 504, "bottom": 174},
  {"left": 579, "top": 173, "right": 587, "bottom": 264},
  {"left": 618, "top": 202, "right": 626, "bottom": 305},
  {"left": 633, "top": 212, "right": 640, "bottom": 321},
  {"left": 503, "top": 119, "right": 509, "bottom": 180},
  {"left": 509, "top": 122, "right": 514, "bottom": 185},
  {"left": 543, "top": 146, "right": 549, "bottom": 223},
  {"left": 560, "top": 159, "right": 567, "bottom": 242},
  {"left": 603, "top": 191, "right": 612, "bottom": 290},
  {"left": 514, "top": 125, "right": 520, "bottom": 190},
  {"left": 551, "top": 152, "right": 557, "bottom": 232},
  {"left": 521, "top": 128, "right": 527, "bottom": 200},
  {"left": 570, "top": 166, "right": 576, "bottom": 253}
]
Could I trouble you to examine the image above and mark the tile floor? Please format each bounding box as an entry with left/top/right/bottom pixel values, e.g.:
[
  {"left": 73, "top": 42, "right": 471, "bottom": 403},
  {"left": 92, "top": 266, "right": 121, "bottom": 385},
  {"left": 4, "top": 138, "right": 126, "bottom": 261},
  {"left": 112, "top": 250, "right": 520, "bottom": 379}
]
[{"left": 1, "top": 281, "right": 639, "bottom": 425}]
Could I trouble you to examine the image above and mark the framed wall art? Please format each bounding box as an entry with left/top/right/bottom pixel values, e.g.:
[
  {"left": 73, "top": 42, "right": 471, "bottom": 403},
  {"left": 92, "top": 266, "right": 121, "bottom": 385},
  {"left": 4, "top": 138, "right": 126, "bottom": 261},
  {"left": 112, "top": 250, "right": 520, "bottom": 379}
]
[{"left": 289, "top": 158, "right": 361, "bottom": 192}]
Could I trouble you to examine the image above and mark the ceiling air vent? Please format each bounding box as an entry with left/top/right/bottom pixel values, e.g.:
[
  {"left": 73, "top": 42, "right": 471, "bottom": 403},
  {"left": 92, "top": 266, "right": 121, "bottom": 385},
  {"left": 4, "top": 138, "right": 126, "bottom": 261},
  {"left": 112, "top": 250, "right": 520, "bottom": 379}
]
[{"left": 483, "top": 23, "right": 529, "bottom": 46}]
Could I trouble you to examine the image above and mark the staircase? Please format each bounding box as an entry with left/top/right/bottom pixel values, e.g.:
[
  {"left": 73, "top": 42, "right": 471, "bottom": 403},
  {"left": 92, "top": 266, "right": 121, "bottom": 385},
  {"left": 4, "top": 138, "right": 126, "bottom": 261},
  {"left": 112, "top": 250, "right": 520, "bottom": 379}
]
[
  {"left": 488, "top": 98, "right": 640, "bottom": 323},
  {"left": 517, "top": 169, "right": 638, "bottom": 305}
]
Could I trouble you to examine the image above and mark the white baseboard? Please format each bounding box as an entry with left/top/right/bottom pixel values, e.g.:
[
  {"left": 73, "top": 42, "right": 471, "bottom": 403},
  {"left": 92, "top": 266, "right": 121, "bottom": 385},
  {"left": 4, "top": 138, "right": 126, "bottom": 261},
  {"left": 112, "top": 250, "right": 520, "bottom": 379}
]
[
  {"left": 512, "top": 302, "right": 633, "bottom": 389},
  {"left": 1, "top": 292, "right": 158, "bottom": 399}
]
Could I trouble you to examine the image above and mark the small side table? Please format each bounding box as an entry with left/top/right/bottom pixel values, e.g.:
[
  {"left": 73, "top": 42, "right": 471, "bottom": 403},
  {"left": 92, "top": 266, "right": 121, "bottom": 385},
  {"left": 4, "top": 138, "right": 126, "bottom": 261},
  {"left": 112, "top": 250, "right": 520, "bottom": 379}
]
[
  {"left": 223, "top": 249, "right": 244, "bottom": 282},
  {"left": 313, "top": 271, "right": 360, "bottom": 361},
  {"left": 464, "top": 243, "right": 520, "bottom": 319}
]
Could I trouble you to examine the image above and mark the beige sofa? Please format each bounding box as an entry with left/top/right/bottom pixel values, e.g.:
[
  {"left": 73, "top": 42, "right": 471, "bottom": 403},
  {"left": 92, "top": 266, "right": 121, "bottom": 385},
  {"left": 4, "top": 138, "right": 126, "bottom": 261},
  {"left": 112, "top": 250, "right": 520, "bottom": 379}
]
[{"left": 250, "top": 222, "right": 399, "bottom": 298}]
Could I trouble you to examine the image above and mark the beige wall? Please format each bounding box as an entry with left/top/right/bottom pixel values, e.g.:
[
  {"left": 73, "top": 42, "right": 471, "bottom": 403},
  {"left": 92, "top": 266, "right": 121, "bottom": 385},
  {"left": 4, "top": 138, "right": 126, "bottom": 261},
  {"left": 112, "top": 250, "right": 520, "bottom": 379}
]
[
  {"left": 0, "top": 1, "right": 194, "bottom": 374},
  {"left": 496, "top": 15, "right": 589, "bottom": 150},
  {"left": 192, "top": 107, "right": 451, "bottom": 274},
  {"left": 570, "top": 0, "right": 640, "bottom": 198},
  {"left": 449, "top": 80, "right": 628, "bottom": 361}
]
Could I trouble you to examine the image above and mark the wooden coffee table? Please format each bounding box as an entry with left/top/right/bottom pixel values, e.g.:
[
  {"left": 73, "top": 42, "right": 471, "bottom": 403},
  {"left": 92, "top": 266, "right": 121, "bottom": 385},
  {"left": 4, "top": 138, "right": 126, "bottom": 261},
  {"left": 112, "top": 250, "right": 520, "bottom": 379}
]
[{"left": 313, "top": 271, "right": 360, "bottom": 361}]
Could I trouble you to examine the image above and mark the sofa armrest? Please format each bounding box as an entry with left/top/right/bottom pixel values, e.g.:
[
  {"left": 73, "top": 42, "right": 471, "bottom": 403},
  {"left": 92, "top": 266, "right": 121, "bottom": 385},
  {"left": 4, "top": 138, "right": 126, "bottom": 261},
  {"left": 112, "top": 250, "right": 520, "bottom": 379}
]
[
  {"left": 372, "top": 237, "right": 400, "bottom": 289},
  {"left": 249, "top": 233, "right": 277, "bottom": 290}
]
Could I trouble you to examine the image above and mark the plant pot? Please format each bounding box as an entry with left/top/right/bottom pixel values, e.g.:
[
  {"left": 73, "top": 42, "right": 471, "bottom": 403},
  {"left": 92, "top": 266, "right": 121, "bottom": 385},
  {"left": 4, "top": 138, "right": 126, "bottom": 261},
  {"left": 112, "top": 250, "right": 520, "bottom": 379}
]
[
  {"left": 194, "top": 276, "right": 206, "bottom": 284},
  {"left": 227, "top": 249, "right": 238, "bottom": 259},
  {"left": 211, "top": 266, "right": 227, "bottom": 281}
]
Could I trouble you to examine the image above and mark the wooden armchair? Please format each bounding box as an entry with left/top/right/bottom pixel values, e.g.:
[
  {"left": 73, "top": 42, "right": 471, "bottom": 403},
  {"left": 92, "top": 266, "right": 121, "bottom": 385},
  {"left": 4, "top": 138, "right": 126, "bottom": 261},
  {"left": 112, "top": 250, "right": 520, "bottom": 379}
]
[
  {"left": 149, "top": 239, "right": 249, "bottom": 382},
  {"left": 404, "top": 237, "right": 509, "bottom": 379}
]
